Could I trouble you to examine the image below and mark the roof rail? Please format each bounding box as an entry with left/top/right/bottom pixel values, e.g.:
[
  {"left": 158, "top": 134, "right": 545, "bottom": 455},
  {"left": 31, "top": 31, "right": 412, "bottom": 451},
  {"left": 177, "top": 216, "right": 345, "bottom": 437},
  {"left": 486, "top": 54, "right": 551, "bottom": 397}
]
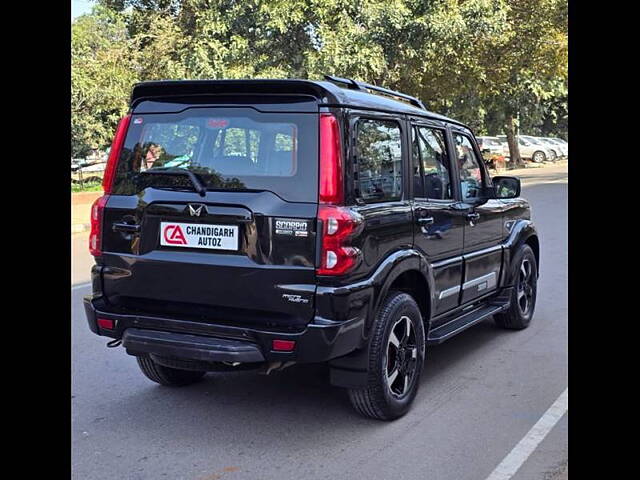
[{"left": 324, "top": 74, "right": 426, "bottom": 110}]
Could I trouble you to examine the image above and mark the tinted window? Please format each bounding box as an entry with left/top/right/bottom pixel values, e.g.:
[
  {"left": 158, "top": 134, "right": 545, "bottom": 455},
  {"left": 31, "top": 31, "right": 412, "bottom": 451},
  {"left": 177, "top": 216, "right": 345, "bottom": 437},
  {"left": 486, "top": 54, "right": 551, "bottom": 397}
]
[
  {"left": 412, "top": 126, "right": 452, "bottom": 200},
  {"left": 356, "top": 119, "right": 403, "bottom": 203},
  {"left": 112, "top": 108, "right": 317, "bottom": 201},
  {"left": 454, "top": 133, "right": 484, "bottom": 202}
]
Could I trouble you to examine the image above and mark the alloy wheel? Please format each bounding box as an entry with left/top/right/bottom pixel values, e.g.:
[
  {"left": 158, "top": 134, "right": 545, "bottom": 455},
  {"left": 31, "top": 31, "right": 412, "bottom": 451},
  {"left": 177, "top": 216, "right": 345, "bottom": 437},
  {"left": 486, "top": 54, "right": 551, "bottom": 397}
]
[
  {"left": 517, "top": 258, "right": 534, "bottom": 316},
  {"left": 385, "top": 315, "right": 418, "bottom": 398}
]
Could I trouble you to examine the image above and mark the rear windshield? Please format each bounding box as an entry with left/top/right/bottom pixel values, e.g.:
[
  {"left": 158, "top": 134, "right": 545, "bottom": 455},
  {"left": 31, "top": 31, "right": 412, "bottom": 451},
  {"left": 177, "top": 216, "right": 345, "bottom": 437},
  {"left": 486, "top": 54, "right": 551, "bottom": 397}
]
[{"left": 112, "top": 107, "right": 318, "bottom": 202}]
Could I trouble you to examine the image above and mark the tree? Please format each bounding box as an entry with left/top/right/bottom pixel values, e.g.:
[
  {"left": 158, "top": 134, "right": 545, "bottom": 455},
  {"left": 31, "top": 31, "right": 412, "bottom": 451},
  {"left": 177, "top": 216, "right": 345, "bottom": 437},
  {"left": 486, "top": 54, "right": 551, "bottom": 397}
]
[
  {"left": 72, "top": 0, "right": 568, "bottom": 162},
  {"left": 479, "top": 0, "right": 568, "bottom": 166},
  {"left": 71, "top": 5, "right": 138, "bottom": 157}
]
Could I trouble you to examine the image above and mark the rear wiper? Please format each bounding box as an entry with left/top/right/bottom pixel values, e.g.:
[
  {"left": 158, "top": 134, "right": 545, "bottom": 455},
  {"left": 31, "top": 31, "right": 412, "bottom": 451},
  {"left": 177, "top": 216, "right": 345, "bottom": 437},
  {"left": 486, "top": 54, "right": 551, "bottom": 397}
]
[{"left": 139, "top": 167, "right": 207, "bottom": 197}]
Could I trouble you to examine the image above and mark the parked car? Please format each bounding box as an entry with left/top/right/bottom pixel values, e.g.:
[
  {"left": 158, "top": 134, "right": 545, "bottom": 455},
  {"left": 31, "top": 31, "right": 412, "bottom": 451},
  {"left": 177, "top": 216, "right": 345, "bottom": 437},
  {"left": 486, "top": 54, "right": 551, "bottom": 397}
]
[
  {"left": 84, "top": 77, "right": 540, "bottom": 420},
  {"left": 477, "top": 136, "right": 504, "bottom": 157},
  {"left": 71, "top": 158, "right": 107, "bottom": 174},
  {"left": 523, "top": 136, "right": 559, "bottom": 162},
  {"left": 497, "top": 135, "right": 551, "bottom": 163},
  {"left": 520, "top": 136, "right": 557, "bottom": 162},
  {"left": 543, "top": 137, "right": 568, "bottom": 158},
  {"left": 477, "top": 136, "right": 508, "bottom": 171},
  {"left": 476, "top": 137, "right": 504, "bottom": 155},
  {"left": 71, "top": 158, "right": 107, "bottom": 187}
]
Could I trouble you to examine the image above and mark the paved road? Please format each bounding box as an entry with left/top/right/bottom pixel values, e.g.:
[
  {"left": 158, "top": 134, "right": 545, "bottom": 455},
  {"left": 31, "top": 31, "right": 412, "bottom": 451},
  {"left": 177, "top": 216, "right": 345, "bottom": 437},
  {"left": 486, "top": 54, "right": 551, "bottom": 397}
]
[{"left": 71, "top": 164, "right": 567, "bottom": 480}]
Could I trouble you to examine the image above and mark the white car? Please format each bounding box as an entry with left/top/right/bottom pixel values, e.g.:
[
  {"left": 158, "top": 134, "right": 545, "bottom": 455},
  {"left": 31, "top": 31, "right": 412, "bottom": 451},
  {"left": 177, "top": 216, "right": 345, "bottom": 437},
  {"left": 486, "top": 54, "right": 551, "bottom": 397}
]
[
  {"left": 525, "top": 136, "right": 562, "bottom": 161},
  {"left": 520, "top": 136, "right": 557, "bottom": 162},
  {"left": 476, "top": 136, "right": 505, "bottom": 157},
  {"left": 544, "top": 137, "right": 568, "bottom": 158},
  {"left": 497, "top": 135, "right": 552, "bottom": 163}
]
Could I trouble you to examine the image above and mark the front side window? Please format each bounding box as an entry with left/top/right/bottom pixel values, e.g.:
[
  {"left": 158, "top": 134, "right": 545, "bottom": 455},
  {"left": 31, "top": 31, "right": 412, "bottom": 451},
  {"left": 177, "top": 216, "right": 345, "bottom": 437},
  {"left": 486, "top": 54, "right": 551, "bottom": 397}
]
[
  {"left": 454, "top": 133, "right": 484, "bottom": 202},
  {"left": 412, "top": 126, "right": 452, "bottom": 200},
  {"left": 356, "top": 119, "right": 403, "bottom": 203}
]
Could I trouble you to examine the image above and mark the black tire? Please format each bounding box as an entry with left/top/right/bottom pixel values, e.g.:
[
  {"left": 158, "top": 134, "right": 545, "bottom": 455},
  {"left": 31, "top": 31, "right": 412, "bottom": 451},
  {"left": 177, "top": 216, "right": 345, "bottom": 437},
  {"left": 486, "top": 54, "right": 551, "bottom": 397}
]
[
  {"left": 136, "top": 354, "right": 206, "bottom": 386},
  {"left": 494, "top": 244, "right": 538, "bottom": 330},
  {"left": 348, "top": 291, "right": 426, "bottom": 421}
]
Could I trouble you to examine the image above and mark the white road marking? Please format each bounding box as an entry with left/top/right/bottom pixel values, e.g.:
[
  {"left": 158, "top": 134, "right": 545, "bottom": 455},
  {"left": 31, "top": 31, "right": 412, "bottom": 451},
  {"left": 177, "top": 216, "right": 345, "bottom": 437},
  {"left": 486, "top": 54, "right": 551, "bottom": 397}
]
[
  {"left": 485, "top": 388, "right": 568, "bottom": 480},
  {"left": 521, "top": 179, "right": 568, "bottom": 186},
  {"left": 71, "top": 282, "right": 92, "bottom": 291}
]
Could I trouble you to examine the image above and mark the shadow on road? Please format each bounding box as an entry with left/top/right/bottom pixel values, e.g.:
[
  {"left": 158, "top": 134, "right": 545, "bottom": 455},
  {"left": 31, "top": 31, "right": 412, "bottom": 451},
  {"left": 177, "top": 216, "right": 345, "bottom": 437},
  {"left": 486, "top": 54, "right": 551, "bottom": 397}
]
[{"left": 91, "top": 317, "right": 510, "bottom": 449}]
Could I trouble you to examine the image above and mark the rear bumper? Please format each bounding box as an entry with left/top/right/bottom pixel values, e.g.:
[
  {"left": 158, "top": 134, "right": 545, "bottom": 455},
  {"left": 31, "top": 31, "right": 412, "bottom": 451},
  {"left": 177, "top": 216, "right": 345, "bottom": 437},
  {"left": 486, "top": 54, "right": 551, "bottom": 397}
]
[
  {"left": 84, "top": 294, "right": 367, "bottom": 364},
  {"left": 121, "top": 328, "right": 266, "bottom": 363}
]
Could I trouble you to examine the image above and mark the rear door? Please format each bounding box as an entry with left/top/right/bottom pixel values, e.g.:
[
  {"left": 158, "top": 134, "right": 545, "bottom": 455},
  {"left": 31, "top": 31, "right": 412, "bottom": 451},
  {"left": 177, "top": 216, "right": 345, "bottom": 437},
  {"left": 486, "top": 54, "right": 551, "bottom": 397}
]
[
  {"left": 409, "top": 121, "right": 465, "bottom": 315},
  {"left": 100, "top": 102, "right": 319, "bottom": 330}
]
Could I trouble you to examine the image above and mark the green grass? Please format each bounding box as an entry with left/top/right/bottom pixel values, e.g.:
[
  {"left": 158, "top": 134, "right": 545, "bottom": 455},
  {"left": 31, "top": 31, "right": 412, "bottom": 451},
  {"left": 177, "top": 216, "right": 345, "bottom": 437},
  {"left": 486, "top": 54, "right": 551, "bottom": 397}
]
[{"left": 71, "top": 181, "right": 103, "bottom": 193}]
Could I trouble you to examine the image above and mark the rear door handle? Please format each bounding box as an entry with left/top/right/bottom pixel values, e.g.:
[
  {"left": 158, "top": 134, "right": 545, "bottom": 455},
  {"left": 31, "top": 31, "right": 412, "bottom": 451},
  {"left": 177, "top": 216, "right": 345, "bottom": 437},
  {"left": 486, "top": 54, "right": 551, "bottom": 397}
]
[
  {"left": 113, "top": 223, "right": 141, "bottom": 234},
  {"left": 466, "top": 212, "right": 480, "bottom": 221}
]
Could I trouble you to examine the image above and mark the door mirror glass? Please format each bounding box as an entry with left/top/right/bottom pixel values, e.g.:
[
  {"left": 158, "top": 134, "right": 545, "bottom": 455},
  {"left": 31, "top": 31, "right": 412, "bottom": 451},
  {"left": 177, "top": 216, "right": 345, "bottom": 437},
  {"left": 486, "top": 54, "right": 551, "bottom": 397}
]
[{"left": 492, "top": 176, "right": 520, "bottom": 199}]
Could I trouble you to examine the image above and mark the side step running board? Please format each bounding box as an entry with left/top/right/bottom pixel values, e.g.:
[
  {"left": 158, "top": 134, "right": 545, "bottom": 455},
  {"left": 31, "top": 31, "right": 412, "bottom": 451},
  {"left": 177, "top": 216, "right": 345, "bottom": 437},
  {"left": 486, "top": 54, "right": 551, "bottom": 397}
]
[{"left": 427, "top": 303, "right": 509, "bottom": 345}]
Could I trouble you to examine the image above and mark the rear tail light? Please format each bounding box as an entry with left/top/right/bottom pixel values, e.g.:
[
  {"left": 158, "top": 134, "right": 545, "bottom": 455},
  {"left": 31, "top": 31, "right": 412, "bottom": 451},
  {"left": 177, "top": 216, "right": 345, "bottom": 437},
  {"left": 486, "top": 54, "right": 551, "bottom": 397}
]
[
  {"left": 102, "top": 114, "right": 131, "bottom": 194},
  {"left": 89, "top": 195, "right": 109, "bottom": 256},
  {"left": 317, "top": 205, "right": 362, "bottom": 276},
  {"left": 90, "top": 114, "right": 130, "bottom": 256},
  {"left": 317, "top": 113, "right": 361, "bottom": 276},
  {"left": 319, "top": 113, "right": 343, "bottom": 204}
]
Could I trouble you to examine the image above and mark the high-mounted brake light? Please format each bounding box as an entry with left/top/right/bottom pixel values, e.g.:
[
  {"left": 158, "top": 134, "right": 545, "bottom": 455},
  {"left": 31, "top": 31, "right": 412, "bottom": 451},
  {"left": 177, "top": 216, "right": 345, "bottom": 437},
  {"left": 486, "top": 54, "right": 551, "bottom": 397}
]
[
  {"left": 319, "top": 113, "right": 343, "bottom": 204},
  {"left": 102, "top": 114, "right": 131, "bottom": 193},
  {"left": 89, "top": 195, "right": 109, "bottom": 256}
]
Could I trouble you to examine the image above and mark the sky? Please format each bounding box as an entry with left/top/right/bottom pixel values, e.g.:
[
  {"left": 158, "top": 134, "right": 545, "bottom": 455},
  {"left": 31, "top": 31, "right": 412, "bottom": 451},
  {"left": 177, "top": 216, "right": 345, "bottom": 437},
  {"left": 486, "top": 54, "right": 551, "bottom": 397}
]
[{"left": 71, "top": 0, "right": 94, "bottom": 20}]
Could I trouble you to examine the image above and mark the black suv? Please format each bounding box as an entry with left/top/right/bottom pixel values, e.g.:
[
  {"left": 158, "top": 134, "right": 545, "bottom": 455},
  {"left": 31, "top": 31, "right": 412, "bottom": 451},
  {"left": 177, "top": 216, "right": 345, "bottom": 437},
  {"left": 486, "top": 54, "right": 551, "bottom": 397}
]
[{"left": 84, "top": 76, "right": 539, "bottom": 420}]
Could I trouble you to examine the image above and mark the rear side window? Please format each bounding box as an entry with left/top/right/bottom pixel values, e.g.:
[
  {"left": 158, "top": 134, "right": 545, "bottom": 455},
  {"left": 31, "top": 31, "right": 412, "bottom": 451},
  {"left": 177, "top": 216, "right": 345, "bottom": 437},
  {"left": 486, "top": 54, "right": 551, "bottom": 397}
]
[
  {"left": 112, "top": 108, "right": 316, "bottom": 202},
  {"left": 355, "top": 119, "right": 403, "bottom": 203},
  {"left": 412, "top": 126, "right": 452, "bottom": 200}
]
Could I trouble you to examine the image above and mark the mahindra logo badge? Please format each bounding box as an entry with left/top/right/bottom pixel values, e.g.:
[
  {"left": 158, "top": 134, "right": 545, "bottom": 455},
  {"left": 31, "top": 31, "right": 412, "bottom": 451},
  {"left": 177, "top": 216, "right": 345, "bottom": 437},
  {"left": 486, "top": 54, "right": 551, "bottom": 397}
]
[{"left": 188, "top": 204, "right": 206, "bottom": 217}]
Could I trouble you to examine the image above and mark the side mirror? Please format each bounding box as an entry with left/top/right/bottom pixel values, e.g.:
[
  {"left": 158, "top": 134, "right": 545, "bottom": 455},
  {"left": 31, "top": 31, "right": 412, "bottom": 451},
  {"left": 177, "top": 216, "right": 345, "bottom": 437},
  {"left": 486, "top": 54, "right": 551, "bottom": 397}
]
[{"left": 492, "top": 176, "right": 521, "bottom": 199}]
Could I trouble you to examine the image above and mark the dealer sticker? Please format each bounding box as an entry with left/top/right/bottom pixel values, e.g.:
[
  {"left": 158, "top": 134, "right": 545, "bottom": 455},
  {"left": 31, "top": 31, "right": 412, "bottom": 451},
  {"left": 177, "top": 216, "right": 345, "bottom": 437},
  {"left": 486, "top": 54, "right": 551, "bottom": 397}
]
[{"left": 160, "top": 222, "right": 238, "bottom": 250}]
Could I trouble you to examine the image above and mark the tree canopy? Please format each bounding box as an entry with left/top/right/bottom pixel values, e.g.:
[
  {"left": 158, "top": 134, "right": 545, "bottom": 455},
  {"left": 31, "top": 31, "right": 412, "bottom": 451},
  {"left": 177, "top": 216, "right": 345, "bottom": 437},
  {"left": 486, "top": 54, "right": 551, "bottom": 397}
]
[{"left": 71, "top": 0, "right": 567, "bottom": 158}]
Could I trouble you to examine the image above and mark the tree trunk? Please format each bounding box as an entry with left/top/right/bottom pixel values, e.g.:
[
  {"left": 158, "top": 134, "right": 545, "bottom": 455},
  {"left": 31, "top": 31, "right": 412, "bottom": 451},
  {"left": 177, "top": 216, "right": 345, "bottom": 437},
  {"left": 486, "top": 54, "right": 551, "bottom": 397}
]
[{"left": 504, "top": 114, "right": 524, "bottom": 169}]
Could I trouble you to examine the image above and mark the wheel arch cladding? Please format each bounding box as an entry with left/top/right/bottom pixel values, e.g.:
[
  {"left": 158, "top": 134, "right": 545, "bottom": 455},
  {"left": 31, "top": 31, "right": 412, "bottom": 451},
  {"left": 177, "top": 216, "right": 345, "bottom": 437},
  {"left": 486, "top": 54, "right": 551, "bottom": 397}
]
[
  {"left": 386, "top": 270, "right": 430, "bottom": 332},
  {"left": 524, "top": 235, "right": 540, "bottom": 277},
  {"left": 328, "top": 258, "right": 432, "bottom": 389},
  {"left": 372, "top": 253, "right": 432, "bottom": 335}
]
